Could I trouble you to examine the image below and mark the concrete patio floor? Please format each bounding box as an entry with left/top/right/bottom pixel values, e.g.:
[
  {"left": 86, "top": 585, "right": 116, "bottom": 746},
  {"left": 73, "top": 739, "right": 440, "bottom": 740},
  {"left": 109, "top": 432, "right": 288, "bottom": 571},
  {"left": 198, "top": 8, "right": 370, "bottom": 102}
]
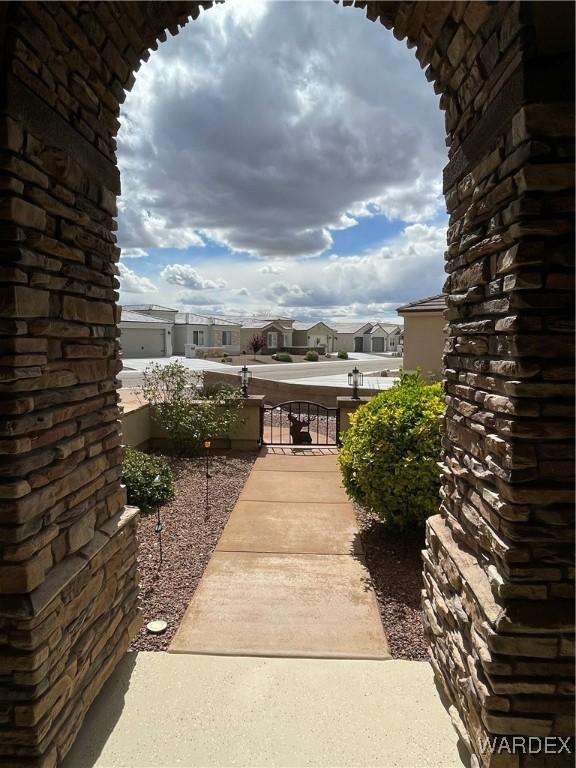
[{"left": 62, "top": 652, "right": 467, "bottom": 768}]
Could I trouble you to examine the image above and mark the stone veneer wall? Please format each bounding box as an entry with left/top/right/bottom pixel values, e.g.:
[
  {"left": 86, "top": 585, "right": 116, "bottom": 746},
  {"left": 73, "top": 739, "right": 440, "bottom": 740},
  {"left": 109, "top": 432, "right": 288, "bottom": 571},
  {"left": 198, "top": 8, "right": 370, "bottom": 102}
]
[{"left": 0, "top": 2, "right": 573, "bottom": 767}]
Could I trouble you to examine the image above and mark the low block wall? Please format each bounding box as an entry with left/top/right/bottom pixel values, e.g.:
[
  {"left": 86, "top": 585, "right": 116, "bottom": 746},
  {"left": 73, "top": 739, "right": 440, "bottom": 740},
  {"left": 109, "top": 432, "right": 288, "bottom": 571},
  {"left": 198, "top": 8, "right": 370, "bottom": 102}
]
[
  {"left": 120, "top": 397, "right": 264, "bottom": 452},
  {"left": 203, "top": 369, "right": 376, "bottom": 408}
]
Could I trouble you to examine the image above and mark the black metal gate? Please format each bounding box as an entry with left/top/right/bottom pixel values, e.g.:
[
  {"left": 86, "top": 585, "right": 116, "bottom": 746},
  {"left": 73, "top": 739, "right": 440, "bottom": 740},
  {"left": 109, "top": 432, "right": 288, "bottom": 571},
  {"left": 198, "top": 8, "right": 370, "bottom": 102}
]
[{"left": 261, "top": 401, "right": 339, "bottom": 446}]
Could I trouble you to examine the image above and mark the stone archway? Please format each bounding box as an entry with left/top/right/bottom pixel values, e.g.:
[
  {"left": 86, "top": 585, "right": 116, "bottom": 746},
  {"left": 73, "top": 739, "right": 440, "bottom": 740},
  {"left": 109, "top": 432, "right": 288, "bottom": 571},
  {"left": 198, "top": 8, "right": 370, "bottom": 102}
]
[{"left": 0, "top": 2, "right": 573, "bottom": 766}]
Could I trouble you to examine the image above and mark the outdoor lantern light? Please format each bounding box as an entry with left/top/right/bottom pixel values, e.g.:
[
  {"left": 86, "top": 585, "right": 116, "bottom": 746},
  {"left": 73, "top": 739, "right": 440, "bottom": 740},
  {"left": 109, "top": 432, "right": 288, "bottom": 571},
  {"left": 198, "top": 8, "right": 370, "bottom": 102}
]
[
  {"left": 348, "top": 366, "right": 363, "bottom": 400},
  {"left": 239, "top": 365, "right": 252, "bottom": 398}
]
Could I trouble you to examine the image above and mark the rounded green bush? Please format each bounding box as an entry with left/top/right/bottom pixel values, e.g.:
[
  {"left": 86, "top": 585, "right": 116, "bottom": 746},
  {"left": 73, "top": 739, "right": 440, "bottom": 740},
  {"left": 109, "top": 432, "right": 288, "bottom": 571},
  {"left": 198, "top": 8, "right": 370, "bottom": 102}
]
[
  {"left": 338, "top": 372, "right": 444, "bottom": 531},
  {"left": 273, "top": 352, "right": 293, "bottom": 362},
  {"left": 337, "top": 350, "right": 348, "bottom": 359},
  {"left": 122, "top": 448, "right": 175, "bottom": 513},
  {"left": 305, "top": 349, "right": 319, "bottom": 361}
]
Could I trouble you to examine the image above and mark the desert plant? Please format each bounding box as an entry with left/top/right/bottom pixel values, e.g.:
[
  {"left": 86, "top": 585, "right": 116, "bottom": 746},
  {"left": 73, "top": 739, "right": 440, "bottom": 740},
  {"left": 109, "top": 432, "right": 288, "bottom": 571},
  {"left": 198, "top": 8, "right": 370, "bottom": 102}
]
[
  {"left": 337, "top": 350, "right": 348, "bottom": 359},
  {"left": 272, "top": 352, "right": 293, "bottom": 362},
  {"left": 122, "top": 448, "right": 174, "bottom": 513},
  {"left": 305, "top": 349, "right": 319, "bottom": 361},
  {"left": 339, "top": 372, "right": 444, "bottom": 531},
  {"left": 248, "top": 334, "right": 266, "bottom": 360},
  {"left": 141, "top": 361, "right": 243, "bottom": 454}
]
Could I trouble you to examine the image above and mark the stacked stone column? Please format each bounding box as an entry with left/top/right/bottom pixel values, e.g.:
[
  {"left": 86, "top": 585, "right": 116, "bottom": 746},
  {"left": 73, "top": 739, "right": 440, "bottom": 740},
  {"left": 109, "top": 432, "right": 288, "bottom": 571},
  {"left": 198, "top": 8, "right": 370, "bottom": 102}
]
[{"left": 0, "top": 2, "right": 573, "bottom": 767}]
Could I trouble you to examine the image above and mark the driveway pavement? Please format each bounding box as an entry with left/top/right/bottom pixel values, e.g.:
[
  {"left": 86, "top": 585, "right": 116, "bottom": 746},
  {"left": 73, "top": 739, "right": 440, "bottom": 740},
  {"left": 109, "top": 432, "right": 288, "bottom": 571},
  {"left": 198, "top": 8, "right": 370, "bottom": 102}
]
[{"left": 119, "top": 355, "right": 402, "bottom": 389}]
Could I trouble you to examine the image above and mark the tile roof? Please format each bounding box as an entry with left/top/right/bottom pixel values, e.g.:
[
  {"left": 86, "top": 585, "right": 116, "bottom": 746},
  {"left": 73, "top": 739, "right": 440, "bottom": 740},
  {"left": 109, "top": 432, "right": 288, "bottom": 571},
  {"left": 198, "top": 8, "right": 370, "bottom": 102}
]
[
  {"left": 120, "top": 310, "right": 169, "bottom": 324},
  {"left": 396, "top": 294, "right": 446, "bottom": 313},
  {"left": 123, "top": 304, "right": 178, "bottom": 312}
]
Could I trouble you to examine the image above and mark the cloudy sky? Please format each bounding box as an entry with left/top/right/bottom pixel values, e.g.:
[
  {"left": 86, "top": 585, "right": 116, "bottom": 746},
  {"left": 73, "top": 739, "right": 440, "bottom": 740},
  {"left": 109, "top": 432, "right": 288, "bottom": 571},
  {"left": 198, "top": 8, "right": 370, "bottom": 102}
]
[{"left": 117, "top": 0, "right": 447, "bottom": 322}]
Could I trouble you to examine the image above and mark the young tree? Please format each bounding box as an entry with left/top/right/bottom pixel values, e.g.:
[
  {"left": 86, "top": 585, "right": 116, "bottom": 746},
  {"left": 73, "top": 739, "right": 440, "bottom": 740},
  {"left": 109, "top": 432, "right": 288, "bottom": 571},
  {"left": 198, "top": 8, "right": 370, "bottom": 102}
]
[
  {"left": 141, "top": 361, "right": 243, "bottom": 455},
  {"left": 248, "top": 333, "right": 266, "bottom": 360}
]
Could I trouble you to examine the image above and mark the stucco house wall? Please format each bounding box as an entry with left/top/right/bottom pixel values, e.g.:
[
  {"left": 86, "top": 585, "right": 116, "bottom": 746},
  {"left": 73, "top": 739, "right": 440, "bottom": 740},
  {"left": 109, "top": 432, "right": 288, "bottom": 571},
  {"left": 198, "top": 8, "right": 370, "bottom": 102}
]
[{"left": 398, "top": 297, "right": 446, "bottom": 378}]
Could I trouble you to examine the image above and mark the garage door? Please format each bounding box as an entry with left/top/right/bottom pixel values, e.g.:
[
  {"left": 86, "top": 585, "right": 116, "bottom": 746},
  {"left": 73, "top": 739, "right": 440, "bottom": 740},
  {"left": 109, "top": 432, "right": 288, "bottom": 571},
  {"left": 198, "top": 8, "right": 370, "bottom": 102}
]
[
  {"left": 372, "top": 336, "right": 385, "bottom": 352},
  {"left": 121, "top": 328, "right": 166, "bottom": 358}
]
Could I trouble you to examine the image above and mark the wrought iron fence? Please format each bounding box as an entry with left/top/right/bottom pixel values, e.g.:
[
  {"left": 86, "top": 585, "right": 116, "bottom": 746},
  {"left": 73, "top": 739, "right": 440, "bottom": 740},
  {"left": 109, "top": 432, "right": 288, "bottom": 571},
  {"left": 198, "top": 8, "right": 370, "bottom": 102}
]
[{"left": 261, "top": 401, "right": 339, "bottom": 446}]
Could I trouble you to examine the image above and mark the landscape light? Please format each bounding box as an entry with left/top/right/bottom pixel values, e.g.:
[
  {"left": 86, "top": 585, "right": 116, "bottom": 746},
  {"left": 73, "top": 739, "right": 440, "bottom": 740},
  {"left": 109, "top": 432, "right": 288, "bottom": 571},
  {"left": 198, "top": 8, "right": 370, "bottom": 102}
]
[
  {"left": 239, "top": 365, "right": 252, "bottom": 398},
  {"left": 348, "top": 366, "right": 363, "bottom": 400}
]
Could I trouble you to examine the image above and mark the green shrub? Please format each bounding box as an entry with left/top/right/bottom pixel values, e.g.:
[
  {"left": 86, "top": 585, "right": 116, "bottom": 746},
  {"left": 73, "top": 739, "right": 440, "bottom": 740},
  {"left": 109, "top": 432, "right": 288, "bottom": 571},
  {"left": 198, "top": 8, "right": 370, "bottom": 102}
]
[
  {"left": 122, "top": 448, "right": 174, "bottom": 513},
  {"left": 272, "top": 352, "right": 293, "bottom": 362},
  {"left": 337, "top": 350, "right": 348, "bottom": 359},
  {"left": 305, "top": 349, "right": 319, "bottom": 361},
  {"left": 141, "top": 361, "right": 243, "bottom": 454},
  {"left": 338, "top": 372, "right": 444, "bottom": 531}
]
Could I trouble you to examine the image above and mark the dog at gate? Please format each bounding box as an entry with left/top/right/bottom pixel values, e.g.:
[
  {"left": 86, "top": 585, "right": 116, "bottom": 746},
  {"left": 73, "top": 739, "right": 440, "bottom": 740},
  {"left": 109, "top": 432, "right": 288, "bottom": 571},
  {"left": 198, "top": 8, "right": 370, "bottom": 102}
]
[{"left": 288, "top": 413, "right": 313, "bottom": 445}]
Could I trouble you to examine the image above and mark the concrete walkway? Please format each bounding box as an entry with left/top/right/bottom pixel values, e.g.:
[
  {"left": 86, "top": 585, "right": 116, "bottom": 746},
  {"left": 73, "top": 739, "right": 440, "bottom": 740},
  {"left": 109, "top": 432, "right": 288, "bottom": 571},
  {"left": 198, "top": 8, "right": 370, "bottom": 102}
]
[
  {"left": 170, "top": 449, "right": 389, "bottom": 659},
  {"left": 62, "top": 449, "right": 466, "bottom": 768}
]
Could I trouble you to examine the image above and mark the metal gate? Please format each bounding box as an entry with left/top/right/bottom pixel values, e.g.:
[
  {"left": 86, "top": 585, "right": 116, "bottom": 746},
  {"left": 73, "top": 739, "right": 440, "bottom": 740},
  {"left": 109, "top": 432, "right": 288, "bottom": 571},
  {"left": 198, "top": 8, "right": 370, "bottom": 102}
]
[{"left": 261, "top": 401, "right": 339, "bottom": 446}]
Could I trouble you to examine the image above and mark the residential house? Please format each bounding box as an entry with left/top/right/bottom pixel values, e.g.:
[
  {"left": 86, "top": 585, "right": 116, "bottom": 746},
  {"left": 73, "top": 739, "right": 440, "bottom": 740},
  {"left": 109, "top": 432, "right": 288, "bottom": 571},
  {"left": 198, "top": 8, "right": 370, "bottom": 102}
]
[
  {"left": 222, "top": 317, "right": 294, "bottom": 354},
  {"left": 369, "top": 323, "right": 403, "bottom": 353},
  {"left": 397, "top": 294, "right": 447, "bottom": 377},
  {"left": 329, "top": 321, "right": 373, "bottom": 353},
  {"left": 119, "top": 310, "right": 174, "bottom": 358},
  {"left": 172, "top": 313, "right": 242, "bottom": 356},
  {"left": 292, "top": 321, "right": 338, "bottom": 353}
]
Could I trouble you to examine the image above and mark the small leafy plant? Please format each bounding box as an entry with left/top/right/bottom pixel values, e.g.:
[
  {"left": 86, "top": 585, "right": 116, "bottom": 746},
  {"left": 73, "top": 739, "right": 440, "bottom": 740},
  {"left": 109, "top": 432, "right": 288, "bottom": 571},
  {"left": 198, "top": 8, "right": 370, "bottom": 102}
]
[
  {"left": 272, "top": 352, "right": 293, "bottom": 362},
  {"left": 339, "top": 372, "right": 444, "bottom": 531},
  {"left": 141, "top": 361, "right": 243, "bottom": 454},
  {"left": 337, "top": 350, "right": 349, "bottom": 359},
  {"left": 305, "top": 349, "right": 319, "bottom": 361},
  {"left": 122, "top": 448, "right": 174, "bottom": 513}
]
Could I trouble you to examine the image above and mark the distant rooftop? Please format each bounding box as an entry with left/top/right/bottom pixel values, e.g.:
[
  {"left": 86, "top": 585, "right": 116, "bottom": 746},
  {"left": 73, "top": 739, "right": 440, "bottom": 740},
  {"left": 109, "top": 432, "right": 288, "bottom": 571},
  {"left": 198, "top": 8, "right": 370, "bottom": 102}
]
[
  {"left": 123, "top": 304, "right": 178, "bottom": 313},
  {"left": 120, "top": 310, "right": 169, "bottom": 323},
  {"left": 397, "top": 294, "right": 446, "bottom": 313},
  {"left": 329, "top": 321, "right": 373, "bottom": 334},
  {"left": 292, "top": 320, "right": 336, "bottom": 331},
  {"left": 370, "top": 323, "right": 402, "bottom": 334},
  {"left": 221, "top": 316, "right": 293, "bottom": 329},
  {"left": 174, "top": 313, "right": 241, "bottom": 326}
]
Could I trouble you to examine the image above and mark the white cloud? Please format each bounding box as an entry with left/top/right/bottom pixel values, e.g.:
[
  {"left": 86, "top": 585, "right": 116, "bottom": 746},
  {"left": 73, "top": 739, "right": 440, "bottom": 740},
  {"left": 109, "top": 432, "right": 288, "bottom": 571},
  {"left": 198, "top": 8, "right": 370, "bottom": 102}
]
[
  {"left": 160, "top": 264, "right": 227, "bottom": 290},
  {"left": 117, "top": 1, "right": 445, "bottom": 259},
  {"left": 121, "top": 247, "right": 149, "bottom": 259},
  {"left": 119, "top": 263, "right": 155, "bottom": 293}
]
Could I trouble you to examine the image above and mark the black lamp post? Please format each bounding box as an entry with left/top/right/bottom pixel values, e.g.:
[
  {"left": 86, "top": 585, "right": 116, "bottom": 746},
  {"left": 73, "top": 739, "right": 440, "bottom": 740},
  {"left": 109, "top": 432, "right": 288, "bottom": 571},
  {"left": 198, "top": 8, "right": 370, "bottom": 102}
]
[
  {"left": 348, "top": 366, "right": 363, "bottom": 400},
  {"left": 239, "top": 365, "right": 252, "bottom": 398}
]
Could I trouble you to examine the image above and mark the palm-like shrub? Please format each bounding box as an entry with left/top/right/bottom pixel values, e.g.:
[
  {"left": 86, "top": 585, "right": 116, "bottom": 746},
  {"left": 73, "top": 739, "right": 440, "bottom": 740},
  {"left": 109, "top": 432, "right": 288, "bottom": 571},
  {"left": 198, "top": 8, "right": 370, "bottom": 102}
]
[{"left": 339, "top": 372, "right": 444, "bottom": 531}]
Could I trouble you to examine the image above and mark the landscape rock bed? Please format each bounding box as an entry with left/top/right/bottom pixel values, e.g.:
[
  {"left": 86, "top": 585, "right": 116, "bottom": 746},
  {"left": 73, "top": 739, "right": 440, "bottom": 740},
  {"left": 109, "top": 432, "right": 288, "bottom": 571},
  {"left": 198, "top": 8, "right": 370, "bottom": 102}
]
[
  {"left": 130, "top": 451, "right": 257, "bottom": 651},
  {"left": 355, "top": 505, "right": 428, "bottom": 661}
]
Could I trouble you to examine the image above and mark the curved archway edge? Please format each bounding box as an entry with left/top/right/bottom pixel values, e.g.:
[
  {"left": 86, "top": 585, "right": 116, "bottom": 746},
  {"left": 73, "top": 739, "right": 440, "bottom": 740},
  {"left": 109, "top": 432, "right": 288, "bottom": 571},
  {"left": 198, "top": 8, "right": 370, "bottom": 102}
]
[{"left": 0, "top": 2, "right": 573, "bottom": 765}]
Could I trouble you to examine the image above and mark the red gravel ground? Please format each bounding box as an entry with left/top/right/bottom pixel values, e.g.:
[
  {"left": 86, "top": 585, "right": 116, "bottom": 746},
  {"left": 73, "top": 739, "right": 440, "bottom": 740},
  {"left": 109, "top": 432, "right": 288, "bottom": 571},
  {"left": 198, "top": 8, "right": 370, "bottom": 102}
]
[
  {"left": 130, "top": 451, "right": 257, "bottom": 652},
  {"left": 355, "top": 506, "right": 429, "bottom": 661}
]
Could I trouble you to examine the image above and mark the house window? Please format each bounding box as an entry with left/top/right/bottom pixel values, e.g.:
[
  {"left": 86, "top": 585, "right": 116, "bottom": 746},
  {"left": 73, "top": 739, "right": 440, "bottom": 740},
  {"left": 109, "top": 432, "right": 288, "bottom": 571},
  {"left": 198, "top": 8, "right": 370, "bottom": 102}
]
[
  {"left": 221, "top": 330, "right": 232, "bottom": 346},
  {"left": 267, "top": 332, "right": 278, "bottom": 349},
  {"left": 282, "top": 333, "right": 290, "bottom": 347},
  {"left": 192, "top": 330, "right": 205, "bottom": 345}
]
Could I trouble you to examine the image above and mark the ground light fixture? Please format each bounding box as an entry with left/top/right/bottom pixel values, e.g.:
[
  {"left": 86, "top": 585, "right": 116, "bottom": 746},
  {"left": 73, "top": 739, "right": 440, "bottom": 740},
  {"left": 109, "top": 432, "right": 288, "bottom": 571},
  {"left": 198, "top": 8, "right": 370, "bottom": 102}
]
[
  {"left": 204, "top": 439, "right": 212, "bottom": 520},
  {"left": 239, "top": 364, "right": 252, "bottom": 397},
  {"left": 348, "top": 366, "right": 363, "bottom": 400},
  {"left": 153, "top": 474, "right": 163, "bottom": 566}
]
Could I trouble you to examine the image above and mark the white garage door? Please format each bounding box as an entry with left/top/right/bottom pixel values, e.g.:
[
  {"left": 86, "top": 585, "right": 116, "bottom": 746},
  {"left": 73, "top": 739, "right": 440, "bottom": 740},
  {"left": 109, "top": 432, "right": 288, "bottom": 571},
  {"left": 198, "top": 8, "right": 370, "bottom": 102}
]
[{"left": 121, "top": 328, "right": 166, "bottom": 358}]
